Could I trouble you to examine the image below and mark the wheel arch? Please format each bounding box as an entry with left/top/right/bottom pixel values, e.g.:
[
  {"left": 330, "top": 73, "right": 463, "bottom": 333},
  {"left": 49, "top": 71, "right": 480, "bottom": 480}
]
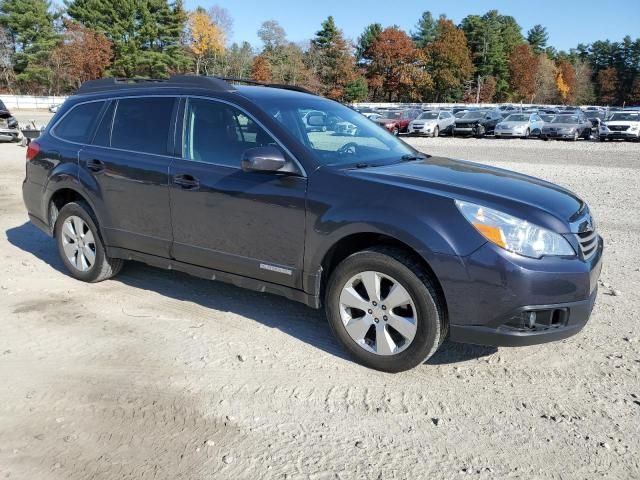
[{"left": 319, "top": 231, "right": 448, "bottom": 321}]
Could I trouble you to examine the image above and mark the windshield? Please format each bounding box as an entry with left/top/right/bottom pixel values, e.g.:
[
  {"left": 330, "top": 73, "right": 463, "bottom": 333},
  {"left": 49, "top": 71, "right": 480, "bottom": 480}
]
[
  {"left": 462, "top": 111, "right": 484, "bottom": 120},
  {"left": 551, "top": 115, "right": 579, "bottom": 124},
  {"left": 418, "top": 112, "right": 439, "bottom": 120},
  {"left": 256, "top": 96, "right": 417, "bottom": 166},
  {"left": 610, "top": 112, "right": 640, "bottom": 121},
  {"left": 504, "top": 114, "right": 529, "bottom": 122},
  {"left": 382, "top": 111, "right": 402, "bottom": 120},
  {"left": 540, "top": 114, "right": 555, "bottom": 122}
]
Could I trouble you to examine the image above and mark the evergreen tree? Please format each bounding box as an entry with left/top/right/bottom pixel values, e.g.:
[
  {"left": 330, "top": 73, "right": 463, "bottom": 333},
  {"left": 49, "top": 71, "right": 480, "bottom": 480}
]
[
  {"left": 308, "top": 16, "right": 355, "bottom": 100},
  {"left": 461, "top": 10, "right": 523, "bottom": 100},
  {"left": 0, "top": 0, "right": 58, "bottom": 90},
  {"left": 66, "top": 0, "right": 189, "bottom": 78},
  {"left": 526, "top": 24, "right": 548, "bottom": 54},
  {"left": 411, "top": 11, "right": 438, "bottom": 48},
  {"left": 355, "top": 23, "right": 381, "bottom": 64}
]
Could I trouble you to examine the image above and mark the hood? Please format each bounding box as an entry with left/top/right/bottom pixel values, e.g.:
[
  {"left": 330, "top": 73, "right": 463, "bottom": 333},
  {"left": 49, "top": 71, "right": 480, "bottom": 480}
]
[
  {"left": 499, "top": 120, "right": 528, "bottom": 126},
  {"left": 349, "top": 156, "right": 584, "bottom": 230}
]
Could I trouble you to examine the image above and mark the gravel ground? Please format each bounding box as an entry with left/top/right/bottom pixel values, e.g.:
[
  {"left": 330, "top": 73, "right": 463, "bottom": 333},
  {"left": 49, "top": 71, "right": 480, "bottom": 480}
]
[{"left": 0, "top": 133, "right": 639, "bottom": 479}]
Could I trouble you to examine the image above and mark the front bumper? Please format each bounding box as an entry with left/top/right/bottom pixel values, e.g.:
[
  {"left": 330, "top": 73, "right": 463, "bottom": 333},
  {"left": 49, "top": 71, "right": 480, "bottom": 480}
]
[
  {"left": 429, "top": 235, "right": 603, "bottom": 348},
  {"left": 600, "top": 131, "right": 639, "bottom": 140},
  {"left": 0, "top": 127, "right": 22, "bottom": 142},
  {"left": 449, "top": 288, "right": 598, "bottom": 346},
  {"left": 495, "top": 129, "right": 527, "bottom": 137},
  {"left": 542, "top": 131, "right": 575, "bottom": 139}
]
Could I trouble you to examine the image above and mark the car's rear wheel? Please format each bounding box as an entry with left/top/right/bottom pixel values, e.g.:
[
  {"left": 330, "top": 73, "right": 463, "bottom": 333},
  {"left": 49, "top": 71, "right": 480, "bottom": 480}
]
[
  {"left": 55, "top": 201, "right": 124, "bottom": 282},
  {"left": 325, "top": 247, "right": 445, "bottom": 372}
]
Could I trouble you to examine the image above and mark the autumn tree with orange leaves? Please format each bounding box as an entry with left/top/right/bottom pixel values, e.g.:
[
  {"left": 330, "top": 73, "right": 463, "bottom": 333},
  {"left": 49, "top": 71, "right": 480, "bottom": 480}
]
[
  {"left": 425, "top": 18, "right": 474, "bottom": 102},
  {"left": 555, "top": 61, "right": 576, "bottom": 103},
  {"left": 50, "top": 20, "right": 112, "bottom": 91},
  {"left": 187, "top": 9, "right": 225, "bottom": 75},
  {"left": 366, "top": 27, "right": 432, "bottom": 101},
  {"left": 251, "top": 55, "right": 271, "bottom": 82},
  {"left": 508, "top": 44, "right": 538, "bottom": 102}
]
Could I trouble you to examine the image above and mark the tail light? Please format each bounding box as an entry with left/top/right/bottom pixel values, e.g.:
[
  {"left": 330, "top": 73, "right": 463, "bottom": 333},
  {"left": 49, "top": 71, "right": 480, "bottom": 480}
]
[{"left": 26, "top": 141, "right": 40, "bottom": 161}]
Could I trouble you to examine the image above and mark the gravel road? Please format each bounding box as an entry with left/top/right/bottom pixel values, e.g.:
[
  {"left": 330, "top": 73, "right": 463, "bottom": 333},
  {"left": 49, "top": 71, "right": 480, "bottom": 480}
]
[{"left": 0, "top": 134, "right": 639, "bottom": 479}]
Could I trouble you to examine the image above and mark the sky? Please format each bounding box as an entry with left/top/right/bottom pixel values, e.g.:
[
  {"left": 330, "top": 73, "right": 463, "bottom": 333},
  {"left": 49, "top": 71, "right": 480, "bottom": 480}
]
[{"left": 184, "top": 0, "right": 640, "bottom": 51}]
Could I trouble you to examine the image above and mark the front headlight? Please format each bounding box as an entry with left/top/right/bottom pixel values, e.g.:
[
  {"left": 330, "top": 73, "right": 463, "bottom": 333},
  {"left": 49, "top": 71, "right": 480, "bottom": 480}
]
[
  {"left": 0, "top": 118, "right": 7, "bottom": 128},
  {"left": 455, "top": 200, "right": 576, "bottom": 259}
]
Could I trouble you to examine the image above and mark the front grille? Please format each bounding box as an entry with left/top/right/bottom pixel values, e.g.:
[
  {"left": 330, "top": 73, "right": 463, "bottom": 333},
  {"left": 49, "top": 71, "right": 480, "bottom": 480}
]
[
  {"left": 609, "top": 125, "right": 629, "bottom": 131},
  {"left": 576, "top": 230, "right": 599, "bottom": 260}
]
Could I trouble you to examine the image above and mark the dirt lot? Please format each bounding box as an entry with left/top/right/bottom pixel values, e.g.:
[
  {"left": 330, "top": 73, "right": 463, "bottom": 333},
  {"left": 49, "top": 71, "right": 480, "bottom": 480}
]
[{"left": 1, "top": 131, "right": 639, "bottom": 479}]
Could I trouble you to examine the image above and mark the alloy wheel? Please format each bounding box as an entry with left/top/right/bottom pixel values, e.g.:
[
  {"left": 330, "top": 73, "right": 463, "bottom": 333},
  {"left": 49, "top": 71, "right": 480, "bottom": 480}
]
[
  {"left": 61, "top": 215, "right": 96, "bottom": 272},
  {"left": 338, "top": 271, "right": 417, "bottom": 356}
]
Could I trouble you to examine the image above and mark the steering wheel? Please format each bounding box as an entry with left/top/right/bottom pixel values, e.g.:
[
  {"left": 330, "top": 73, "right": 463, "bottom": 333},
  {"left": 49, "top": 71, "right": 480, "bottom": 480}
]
[{"left": 337, "top": 142, "right": 359, "bottom": 156}]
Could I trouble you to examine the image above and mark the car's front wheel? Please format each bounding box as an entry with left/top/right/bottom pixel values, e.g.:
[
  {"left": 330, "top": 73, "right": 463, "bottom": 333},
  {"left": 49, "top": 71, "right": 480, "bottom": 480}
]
[
  {"left": 325, "top": 247, "right": 445, "bottom": 372},
  {"left": 433, "top": 126, "right": 439, "bottom": 138},
  {"left": 55, "top": 201, "right": 124, "bottom": 282}
]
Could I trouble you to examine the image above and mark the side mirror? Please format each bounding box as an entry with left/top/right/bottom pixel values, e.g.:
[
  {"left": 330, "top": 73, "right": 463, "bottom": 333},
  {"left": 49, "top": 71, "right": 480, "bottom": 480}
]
[
  {"left": 306, "top": 112, "right": 326, "bottom": 127},
  {"left": 241, "top": 146, "right": 287, "bottom": 173}
]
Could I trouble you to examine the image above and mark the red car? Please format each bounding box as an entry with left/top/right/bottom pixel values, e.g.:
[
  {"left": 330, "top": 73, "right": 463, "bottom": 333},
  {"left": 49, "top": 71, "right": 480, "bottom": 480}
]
[{"left": 375, "top": 109, "right": 421, "bottom": 135}]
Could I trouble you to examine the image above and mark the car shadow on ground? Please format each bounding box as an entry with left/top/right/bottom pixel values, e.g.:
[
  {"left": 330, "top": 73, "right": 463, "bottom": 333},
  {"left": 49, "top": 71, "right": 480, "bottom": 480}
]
[{"left": 6, "top": 221, "right": 497, "bottom": 367}]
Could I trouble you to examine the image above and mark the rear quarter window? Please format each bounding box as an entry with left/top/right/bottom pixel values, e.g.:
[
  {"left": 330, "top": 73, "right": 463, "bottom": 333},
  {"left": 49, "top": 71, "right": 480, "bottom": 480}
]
[
  {"left": 111, "top": 97, "right": 176, "bottom": 155},
  {"left": 53, "top": 101, "right": 105, "bottom": 143}
]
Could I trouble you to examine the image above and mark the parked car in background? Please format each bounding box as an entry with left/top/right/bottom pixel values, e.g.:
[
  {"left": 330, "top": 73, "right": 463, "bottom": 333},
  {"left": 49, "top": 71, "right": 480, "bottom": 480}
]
[
  {"left": 599, "top": 111, "right": 640, "bottom": 141},
  {"left": 49, "top": 104, "right": 61, "bottom": 113},
  {"left": 453, "top": 110, "right": 502, "bottom": 137},
  {"left": 357, "top": 108, "right": 381, "bottom": 119},
  {"left": 0, "top": 100, "right": 21, "bottom": 142},
  {"left": 539, "top": 113, "right": 556, "bottom": 123},
  {"left": 334, "top": 120, "right": 358, "bottom": 136},
  {"left": 494, "top": 112, "right": 544, "bottom": 138},
  {"left": 541, "top": 113, "right": 592, "bottom": 141},
  {"left": 407, "top": 110, "right": 455, "bottom": 137},
  {"left": 375, "top": 109, "right": 420, "bottom": 135}
]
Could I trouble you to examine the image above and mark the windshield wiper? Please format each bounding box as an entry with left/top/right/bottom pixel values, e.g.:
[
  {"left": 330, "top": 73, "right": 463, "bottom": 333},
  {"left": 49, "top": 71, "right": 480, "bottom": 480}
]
[{"left": 400, "top": 154, "right": 427, "bottom": 161}]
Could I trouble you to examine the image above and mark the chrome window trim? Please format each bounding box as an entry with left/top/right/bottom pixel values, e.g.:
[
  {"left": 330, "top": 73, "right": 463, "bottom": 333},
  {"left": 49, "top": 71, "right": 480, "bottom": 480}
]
[{"left": 49, "top": 93, "right": 307, "bottom": 177}]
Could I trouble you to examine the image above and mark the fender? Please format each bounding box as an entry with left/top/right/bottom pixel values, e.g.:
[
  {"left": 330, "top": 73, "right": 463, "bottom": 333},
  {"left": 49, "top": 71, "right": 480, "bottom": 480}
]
[{"left": 42, "top": 162, "right": 106, "bottom": 237}]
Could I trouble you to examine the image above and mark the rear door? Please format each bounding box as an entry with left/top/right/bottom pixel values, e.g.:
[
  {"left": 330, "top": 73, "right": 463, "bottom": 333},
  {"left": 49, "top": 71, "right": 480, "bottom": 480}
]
[
  {"left": 168, "top": 97, "right": 307, "bottom": 288},
  {"left": 78, "top": 96, "right": 177, "bottom": 257}
]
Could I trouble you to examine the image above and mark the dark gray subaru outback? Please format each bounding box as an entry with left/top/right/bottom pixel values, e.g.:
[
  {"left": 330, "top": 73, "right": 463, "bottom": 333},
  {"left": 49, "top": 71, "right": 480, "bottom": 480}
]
[{"left": 22, "top": 76, "right": 603, "bottom": 372}]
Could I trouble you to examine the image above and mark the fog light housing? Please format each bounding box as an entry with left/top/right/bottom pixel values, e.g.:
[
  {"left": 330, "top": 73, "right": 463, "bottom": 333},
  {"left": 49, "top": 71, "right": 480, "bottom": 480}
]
[{"left": 504, "top": 309, "right": 568, "bottom": 331}]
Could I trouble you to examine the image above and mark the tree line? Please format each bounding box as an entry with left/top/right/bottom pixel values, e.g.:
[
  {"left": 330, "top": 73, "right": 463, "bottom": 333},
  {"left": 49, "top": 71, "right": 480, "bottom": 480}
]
[{"left": 1, "top": 0, "right": 639, "bottom": 105}]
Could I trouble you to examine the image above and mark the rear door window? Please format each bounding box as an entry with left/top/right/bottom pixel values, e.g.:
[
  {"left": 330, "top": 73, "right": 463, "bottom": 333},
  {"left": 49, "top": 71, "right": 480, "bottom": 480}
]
[
  {"left": 54, "top": 101, "right": 105, "bottom": 143},
  {"left": 111, "top": 97, "right": 176, "bottom": 155}
]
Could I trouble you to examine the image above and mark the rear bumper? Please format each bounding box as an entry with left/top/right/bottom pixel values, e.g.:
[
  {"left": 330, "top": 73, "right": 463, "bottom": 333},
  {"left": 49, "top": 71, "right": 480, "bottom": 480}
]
[{"left": 449, "top": 289, "right": 597, "bottom": 346}]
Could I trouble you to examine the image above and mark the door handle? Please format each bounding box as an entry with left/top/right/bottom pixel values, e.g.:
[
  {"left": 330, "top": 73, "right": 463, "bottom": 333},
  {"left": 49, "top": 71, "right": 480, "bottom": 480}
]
[
  {"left": 173, "top": 174, "right": 200, "bottom": 190},
  {"left": 86, "top": 159, "right": 105, "bottom": 173}
]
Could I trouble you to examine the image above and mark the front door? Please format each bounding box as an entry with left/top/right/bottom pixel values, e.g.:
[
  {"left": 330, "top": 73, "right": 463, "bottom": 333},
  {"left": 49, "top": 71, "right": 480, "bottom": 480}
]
[{"left": 168, "top": 97, "right": 307, "bottom": 289}]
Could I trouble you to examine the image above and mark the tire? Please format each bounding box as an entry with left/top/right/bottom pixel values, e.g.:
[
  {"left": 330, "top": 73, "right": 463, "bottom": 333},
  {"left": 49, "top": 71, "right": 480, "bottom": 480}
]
[
  {"left": 433, "top": 126, "right": 439, "bottom": 138},
  {"left": 572, "top": 131, "right": 579, "bottom": 141},
  {"left": 392, "top": 127, "right": 399, "bottom": 136},
  {"left": 599, "top": 136, "right": 606, "bottom": 142},
  {"left": 55, "top": 201, "right": 124, "bottom": 283},
  {"left": 524, "top": 128, "right": 530, "bottom": 139},
  {"left": 325, "top": 247, "right": 445, "bottom": 373}
]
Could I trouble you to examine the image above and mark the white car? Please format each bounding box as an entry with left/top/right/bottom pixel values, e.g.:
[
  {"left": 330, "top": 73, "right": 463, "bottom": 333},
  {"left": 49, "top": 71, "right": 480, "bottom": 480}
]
[
  {"left": 334, "top": 121, "right": 358, "bottom": 136},
  {"left": 408, "top": 110, "right": 455, "bottom": 137},
  {"left": 599, "top": 111, "right": 640, "bottom": 141}
]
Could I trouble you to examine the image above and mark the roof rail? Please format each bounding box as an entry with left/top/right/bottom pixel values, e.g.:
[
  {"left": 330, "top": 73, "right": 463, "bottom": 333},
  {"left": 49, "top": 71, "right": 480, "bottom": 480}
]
[
  {"left": 220, "top": 77, "right": 316, "bottom": 95},
  {"left": 76, "top": 75, "right": 315, "bottom": 96},
  {"left": 77, "top": 75, "right": 236, "bottom": 94}
]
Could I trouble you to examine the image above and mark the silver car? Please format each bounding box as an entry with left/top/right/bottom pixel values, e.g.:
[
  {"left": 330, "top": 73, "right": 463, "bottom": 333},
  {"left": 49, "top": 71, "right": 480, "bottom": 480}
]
[
  {"left": 494, "top": 113, "right": 544, "bottom": 138},
  {"left": 408, "top": 110, "right": 455, "bottom": 137},
  {"left": 541, "top": 113, "right": 592, "bottom": 141}
]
